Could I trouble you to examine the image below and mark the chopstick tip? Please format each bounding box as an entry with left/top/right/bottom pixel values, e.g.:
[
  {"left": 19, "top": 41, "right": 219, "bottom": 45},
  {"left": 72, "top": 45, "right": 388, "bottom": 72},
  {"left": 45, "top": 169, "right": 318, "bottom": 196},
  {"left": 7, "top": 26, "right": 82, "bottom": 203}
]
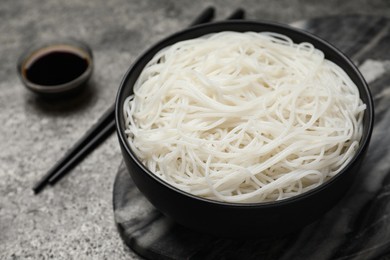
[
  {"left": 227, "top": 8, "right": 245, "bottom": 20},
  {"left": 32, "top": 184, "right": 44, "bottom": 195}
]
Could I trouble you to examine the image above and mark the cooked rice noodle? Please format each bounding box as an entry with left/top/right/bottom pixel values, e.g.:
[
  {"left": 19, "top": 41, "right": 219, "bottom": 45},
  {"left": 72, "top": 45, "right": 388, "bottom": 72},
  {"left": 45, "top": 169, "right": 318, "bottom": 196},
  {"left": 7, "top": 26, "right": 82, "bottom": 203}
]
[{"left": 123, "top": 31, "right": 366, "bottom": 203}]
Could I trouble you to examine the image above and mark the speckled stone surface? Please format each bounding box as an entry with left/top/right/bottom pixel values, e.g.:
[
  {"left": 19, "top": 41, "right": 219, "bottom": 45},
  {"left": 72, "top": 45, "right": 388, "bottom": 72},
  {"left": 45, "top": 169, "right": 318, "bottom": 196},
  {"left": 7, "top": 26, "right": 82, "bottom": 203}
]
[
  {"left": 1, "top": 1, "right": 390, "bottom": 259},
  {"left": 113, "top": 15, "right": 390, "bottom": 260}
]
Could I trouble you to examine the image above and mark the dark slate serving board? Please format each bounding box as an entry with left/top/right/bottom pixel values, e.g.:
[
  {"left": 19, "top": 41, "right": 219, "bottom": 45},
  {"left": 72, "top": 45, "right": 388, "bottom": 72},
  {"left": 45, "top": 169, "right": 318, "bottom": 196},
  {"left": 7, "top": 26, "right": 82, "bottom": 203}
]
[{"left": 113, "top": 15, "right": 390, "bottom": 260}]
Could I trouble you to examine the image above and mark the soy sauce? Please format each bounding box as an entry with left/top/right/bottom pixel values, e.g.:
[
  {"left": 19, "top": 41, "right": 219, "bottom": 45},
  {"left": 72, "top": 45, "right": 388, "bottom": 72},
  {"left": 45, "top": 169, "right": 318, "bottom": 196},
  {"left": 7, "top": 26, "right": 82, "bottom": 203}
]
[{"left": 24, "top": 48, "right": 89, "bottom": 86}]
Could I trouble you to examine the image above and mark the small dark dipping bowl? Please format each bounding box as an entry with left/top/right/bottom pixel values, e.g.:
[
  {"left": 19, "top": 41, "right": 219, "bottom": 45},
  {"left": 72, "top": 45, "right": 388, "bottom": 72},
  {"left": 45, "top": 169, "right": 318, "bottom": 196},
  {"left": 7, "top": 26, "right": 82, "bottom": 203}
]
[
  {"left": 17, "top": 39, "right": 93, "bottom": 97},
  {"left": 115, "top": 21, "right": 374, "bottom": 238}
]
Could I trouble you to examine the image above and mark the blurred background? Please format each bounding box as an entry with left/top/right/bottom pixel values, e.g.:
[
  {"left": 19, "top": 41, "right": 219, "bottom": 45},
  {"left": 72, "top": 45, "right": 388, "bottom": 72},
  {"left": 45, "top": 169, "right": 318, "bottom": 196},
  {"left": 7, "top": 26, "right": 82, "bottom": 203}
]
[{"left": 1, "top": 0, "right": 389, "bottom": 259}]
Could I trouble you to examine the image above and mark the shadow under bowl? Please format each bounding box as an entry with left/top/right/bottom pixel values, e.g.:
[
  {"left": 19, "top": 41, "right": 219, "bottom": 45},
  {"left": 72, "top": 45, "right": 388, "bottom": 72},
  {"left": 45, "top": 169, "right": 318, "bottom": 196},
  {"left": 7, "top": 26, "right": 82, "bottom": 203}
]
[{"left": 115, "top": 20, "right": 374, "bottom": 238}]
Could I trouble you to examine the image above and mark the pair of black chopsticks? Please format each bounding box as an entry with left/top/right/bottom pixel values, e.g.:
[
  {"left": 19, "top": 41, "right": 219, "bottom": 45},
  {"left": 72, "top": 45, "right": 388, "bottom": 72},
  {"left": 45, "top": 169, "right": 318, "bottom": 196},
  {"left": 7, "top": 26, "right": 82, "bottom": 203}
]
[{"left": 33, "top": 6, "right": 245, "bottom": 194}]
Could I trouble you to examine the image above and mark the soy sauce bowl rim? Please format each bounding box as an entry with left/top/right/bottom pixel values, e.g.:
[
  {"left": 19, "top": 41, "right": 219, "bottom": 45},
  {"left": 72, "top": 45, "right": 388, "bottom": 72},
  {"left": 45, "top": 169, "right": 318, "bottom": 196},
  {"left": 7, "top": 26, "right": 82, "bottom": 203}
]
[{"left": 17, "top": 38, "right": 93, "bottom": 94}]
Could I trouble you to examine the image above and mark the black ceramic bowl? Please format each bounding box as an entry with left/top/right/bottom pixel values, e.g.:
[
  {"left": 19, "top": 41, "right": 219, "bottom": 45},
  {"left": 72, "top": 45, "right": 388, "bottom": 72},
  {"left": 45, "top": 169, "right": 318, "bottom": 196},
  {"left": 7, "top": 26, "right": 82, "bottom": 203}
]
[
  {"left": 17, "top": 38, "right": 93, "bottom": 97},
  {"left": 115, "top": 21, "right": 374, "bottom": 238}
]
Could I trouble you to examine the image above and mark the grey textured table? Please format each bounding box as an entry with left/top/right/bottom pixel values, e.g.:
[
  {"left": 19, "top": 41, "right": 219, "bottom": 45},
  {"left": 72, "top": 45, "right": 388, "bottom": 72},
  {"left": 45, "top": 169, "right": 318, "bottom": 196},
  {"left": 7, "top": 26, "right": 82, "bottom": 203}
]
[{"left": 1, "top": 1, "right": 390, "bottom": 259}]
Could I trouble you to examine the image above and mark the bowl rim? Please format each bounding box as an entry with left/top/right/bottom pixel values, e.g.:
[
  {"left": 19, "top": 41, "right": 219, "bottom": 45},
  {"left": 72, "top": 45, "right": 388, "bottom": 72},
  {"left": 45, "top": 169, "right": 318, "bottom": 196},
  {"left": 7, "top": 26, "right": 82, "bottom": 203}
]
[{"left": 115, "top": 19, "right": 375, "bottom": 208}]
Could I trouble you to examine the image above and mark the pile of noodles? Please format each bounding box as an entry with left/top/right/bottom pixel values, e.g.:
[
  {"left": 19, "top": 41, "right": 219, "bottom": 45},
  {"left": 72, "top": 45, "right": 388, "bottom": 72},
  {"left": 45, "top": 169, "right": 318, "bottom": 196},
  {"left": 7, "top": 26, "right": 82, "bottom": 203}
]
[{"left": 123, "top": 31, "right": 365, "bottom": 203}]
